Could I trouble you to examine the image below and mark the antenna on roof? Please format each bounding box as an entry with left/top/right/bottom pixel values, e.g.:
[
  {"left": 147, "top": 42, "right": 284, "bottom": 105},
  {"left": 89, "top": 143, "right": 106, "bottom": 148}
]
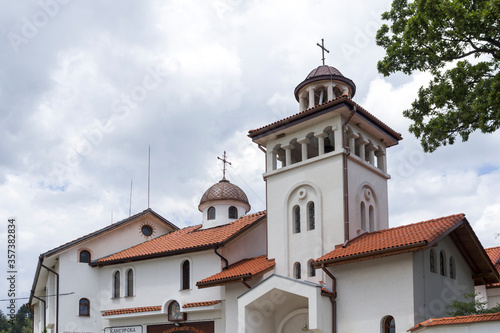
[
  {"left": 148, "top": 145, "right": 151, "bottom": 208},
  {"left": 129, "top": 179, "right": 133, "bottom": 216}
]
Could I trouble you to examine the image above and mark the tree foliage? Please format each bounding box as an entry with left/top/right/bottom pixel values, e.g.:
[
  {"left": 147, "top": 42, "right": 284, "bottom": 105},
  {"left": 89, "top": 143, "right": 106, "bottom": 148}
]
[
  {"left": 376, "top": 0, "right": 500, "bottom": 152},
  {"left": 446, "top": 292, "right": 500, "bottom": 316},
  {"left": 0, "top": 305, "right": 32, "bottom": 333}
]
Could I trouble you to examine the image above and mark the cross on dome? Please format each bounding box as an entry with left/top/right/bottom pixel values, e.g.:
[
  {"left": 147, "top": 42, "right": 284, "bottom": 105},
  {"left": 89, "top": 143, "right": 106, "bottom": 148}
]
[
  {"left": 316, "top": 38, "right": 330, "bottom": 66},
  {"left": 217, "top": 151, "right": 232, "bottom": 181}
]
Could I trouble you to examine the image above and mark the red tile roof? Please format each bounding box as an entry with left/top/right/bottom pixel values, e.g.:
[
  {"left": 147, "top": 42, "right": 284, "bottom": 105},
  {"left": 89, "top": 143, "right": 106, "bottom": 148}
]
[
  {"left": 316, "top": 214, "right": 465, "bottom": 266},
  {"left": 92, "top": 211, "right": 266, "bottom": 266},
  {"left": 183, "top": 300, "right": 221, "bottom": 308},
  {"left": 197, "top": 255, "right": 275, "bottom": 288},
  {"left": 248, "top": 95, "right": 402, "bottom": 144},
  {"left": 409, "top": 312, "right": 500, "bottom": 331},
  {"left": 485, "top": 246, "right": 500, "bottom": 287},
  {"left": 102, "top": 305, "right": 161, "bottom": 316}
]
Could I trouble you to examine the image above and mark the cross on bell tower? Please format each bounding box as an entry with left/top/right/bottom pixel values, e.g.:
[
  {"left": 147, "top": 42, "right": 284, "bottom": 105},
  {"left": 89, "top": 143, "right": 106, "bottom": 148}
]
[
  {"left": 316, "top": 38, "right": 330, "bottom": 65},
  {"left": 217, "top": 151, "right": 232, "bottom": 181}
]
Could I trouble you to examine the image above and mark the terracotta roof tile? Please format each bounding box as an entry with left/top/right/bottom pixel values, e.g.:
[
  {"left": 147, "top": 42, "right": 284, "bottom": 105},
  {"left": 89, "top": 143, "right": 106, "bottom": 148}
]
[
  {"left": 409, "top": 312, "right": 500, "bottom": 331},
  {"left": 93, "top": 211, "right": 266, "bottom": 265},
  {"left": 102, "top": 305, "right": 161, "bottom": 316},
  {"left": 197, "top": 255, "right": 275, "bottom": 288},
  {"left": 248, "top": 96, "right": 402, "bottom": 143},
  {"left": 485, "top": 246, "right": 500, "bottom": 287},
  {"left": 183, "top": 300, "right": 221, "bottom": 308},
  {"left": 316, "top": 214, "right": 465, "bottom": 266}
]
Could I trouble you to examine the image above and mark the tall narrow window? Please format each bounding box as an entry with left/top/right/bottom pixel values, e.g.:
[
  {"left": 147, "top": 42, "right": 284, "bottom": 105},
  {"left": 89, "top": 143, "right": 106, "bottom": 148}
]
[
  {"left": 126, "top": 269, "right": 133, "bottom": 297},
  {"left": 360, "top": 202, "right": 366, "bottom": 230},
  {"left": 449, "top": 257, "right": 456, "bottom": 279},
  {"left": 228, "top": 206, "right": 238, "bottom": 219},
  {"left": 440, "top": 251, "right": 446, "bottom": 276},
  {"left": 430, "top": 249, "right": 436, "bottom": 273},
  {"left": 294, "top": 206, "right": 301, "bottom": 233},
  {"left": 207, "top": 207, "right": 215, "bottom": 220},
  {"left": 308, "top": 202, "right": 315, "bottom": 230},
  {"left": 79, "top": 298, "right": 90, "bottom": 316},
  {"left": 294, "top": 262, "right": 301, "bottom": 279},
  {"left": 79, "top": 250, "right": 91, "bottom": 263},
  {"left": 309, "top": 260, "right": 316, "bottom": 277},
  {"left": 369, "top": 205, "right": 375, "bottom": 231},
  {"left": 113, "top": 271, "right": 120, "bottom": 298},
  {"left": 383, "top": 316, "right": 395, "bottom": 333},
  {"left": 182, "top": 260, "right": 190, "bottom": 290}
]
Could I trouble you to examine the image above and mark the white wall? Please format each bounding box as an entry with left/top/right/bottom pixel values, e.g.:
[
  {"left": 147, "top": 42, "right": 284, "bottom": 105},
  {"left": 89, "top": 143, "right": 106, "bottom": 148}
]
[{"left": 332, "top": 253, "right": 415, "bottom": 333}]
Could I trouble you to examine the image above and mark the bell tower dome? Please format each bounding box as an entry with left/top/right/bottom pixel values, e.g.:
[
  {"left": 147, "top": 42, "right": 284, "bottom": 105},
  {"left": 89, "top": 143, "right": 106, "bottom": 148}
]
[
  {"left": 294, "top": 65, "right": 356, "bottom": 111},
  {"left": 198, "top": 152, "right": 251, "bottom": 229}
]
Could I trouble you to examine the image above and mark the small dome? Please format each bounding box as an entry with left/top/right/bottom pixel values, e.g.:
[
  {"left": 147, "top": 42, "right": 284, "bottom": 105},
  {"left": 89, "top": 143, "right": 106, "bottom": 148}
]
[
  {"left": 198, "top": 179, "right": 250, "bottom": 211},
  {"left": 294, "top": 65, "right": 356, "bottom": 101}
]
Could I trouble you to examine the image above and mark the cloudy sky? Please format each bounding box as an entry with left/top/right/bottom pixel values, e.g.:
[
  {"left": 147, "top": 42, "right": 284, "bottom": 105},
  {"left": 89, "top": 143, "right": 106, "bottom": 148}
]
[{"left": 1, "top": 0, "right": 499, "bottom": 311}]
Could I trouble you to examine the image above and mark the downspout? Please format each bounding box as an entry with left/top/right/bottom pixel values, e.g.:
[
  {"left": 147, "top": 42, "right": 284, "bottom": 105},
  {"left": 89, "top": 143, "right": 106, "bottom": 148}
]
[
  {"left": 343, "top": 105, "right": 356, "bottom": 243},
  {"left": 322, "top": 264, "right": 337, "bottom": 333},
  {"left": 41, "top": 264, "right": 58, "bottom": 333},
  {"left": 214, "top": 246, "right": 229, "bottom": 269},
  {"left": 32, "top": 295, "right": 46, "bottom": 333},
  {"left": 257, "top": 144, "right": 269, "bottom": 257}
]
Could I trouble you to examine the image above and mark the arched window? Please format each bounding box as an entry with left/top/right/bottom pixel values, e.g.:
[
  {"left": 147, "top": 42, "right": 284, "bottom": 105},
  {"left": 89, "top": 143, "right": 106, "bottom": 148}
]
[
  {"left": 79, "top": 250, "right": 91, "bottom": 263},
  {"left": 369, "top": 205, "right": 375, "bottom": 231},
  {"left": 207, "top": 207, "right": 215, "bottom": 220},
  {"left": 360, "top": 202, "right": 366, "bottom": 230},
  {"left": 449, "top": 257, "right": 456, "bottom": 279},
  {"left": 113, "top": 271, "right": 120, "bottom": 298},
  {"left": 294, "top": 206, "right": 301, "bottom": 233},
  {"left": 440, "top": 251, "right": 446, "bottom": 276},
  {"left": 182, "top": 260, "right": 190, "bottom": 290},
  {"left": 228, "top": 206, "right": 238, "bottom": 219},
  {"left": 430, "top": 249, "right": 436, "bottom": 273},
  {"left": 308, "top": 260, "right": 316, "bottom": 277},
  {"left": 383, "top": 316, "right": 395, "bottom": 333},
  {"left": 308, "top": 202, "right": 315, "bottom": 230},
  {"left": 294, "top": 262, "right": 301, "bottom": 279},
  {"left": 79, "top": 298, "right": 90, "bottom": 316},
  {"left": 126, "top": 269, "right": 134, "bottom": 297}
]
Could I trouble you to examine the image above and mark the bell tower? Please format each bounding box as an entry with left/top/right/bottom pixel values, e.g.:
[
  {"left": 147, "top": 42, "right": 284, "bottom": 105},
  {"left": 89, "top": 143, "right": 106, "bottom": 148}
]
[{"left": 249, "top": 61, "right": 402, "bottom": 279}]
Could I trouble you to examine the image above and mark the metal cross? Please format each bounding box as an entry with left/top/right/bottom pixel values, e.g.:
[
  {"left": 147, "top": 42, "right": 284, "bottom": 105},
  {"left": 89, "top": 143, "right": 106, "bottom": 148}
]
[
  {"left": 217, "top": 151, "right": 232, "bottom": 180},
  {"left": 317, "top": 38, "right": 330, "bottom": 65}
]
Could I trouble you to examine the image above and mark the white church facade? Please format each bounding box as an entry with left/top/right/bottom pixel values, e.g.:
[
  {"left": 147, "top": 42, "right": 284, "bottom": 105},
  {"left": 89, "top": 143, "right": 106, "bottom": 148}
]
[{"left": 29, "top": 63, "right": 500, "bottom": 333}]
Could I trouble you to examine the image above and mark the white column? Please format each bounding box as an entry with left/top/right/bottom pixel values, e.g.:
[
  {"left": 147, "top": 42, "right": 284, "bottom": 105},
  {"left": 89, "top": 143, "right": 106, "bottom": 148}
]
[
  {"left": 347, "top": 133, "right": 359, "bottom": 154},
  {"left": 367, "top": 144, "right": 377, "bottom": 164},
  {"left": 315, "top": 133, "right": 327, "bottom": 155},
  {"left": 299, "top": 96, "right": 307, "bottom": 111},
  {"left": 327, "top": 83, "right": 334, "bottom": 101},
  {"left": 308, "top": 87, "right": 315, "bottom": 109},
  {"left": 376, "top": 150, "right": 387, "bottom": 173},
  {"left": 298, "top": 138, "right": 310, "bottom": 162},
  {"left": 357, "top": 139, "right": 369, "bottom": 161},
  {"left": 267, "top": 150, "right": 277, "bottom": 171},
  {"left": 282, "top": 144, "right": 294, "bottom": 167}
]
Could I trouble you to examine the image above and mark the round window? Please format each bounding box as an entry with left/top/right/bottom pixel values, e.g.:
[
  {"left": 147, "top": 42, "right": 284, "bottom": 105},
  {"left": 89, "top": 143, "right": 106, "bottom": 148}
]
[{"left": 141, "top": 225, "right": 153, "bottom": 237}]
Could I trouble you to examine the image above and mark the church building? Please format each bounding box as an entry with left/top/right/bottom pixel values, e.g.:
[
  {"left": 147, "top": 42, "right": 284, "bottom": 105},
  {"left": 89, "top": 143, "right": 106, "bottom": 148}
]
[{"left": 29, "top": 60, "right": 500, "bottom": 333}]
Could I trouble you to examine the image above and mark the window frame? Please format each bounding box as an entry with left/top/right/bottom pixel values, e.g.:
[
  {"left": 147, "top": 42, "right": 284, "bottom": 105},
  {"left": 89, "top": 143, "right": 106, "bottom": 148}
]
[
  {"left": 294, "top": 262, "right": 301, "bottom": 279},
  {"left": 294, "top": 205, "right": 301, "bottom": 233},
  {"left": 308, "top": 260, "right": 316, "bottom": 277},
  {"left": 430, "top": 249, "right": 436, "bottom": 273},
  {"left": 79, "top": 250, "right": 91, "bottom": 263},
  {"left": 79, "top": 298, "right": 90, "bottom": 317},
  {"left": 449, "top": 256, "right": 456, "bottom": 279},
  {"left": 181, "top": 260, "right": 190, "bottom": 290},
  {"left": 440, "top": 250, "right": 447, "bottom": 276},
  {"left": 228, "top": 206, "right": 238, "bottom": 219},
  {"left": 383, "top": 316, "right": 395, "bottom": 333},
  {"left": 308, "top": 202, "right": 315, "bottom": 230},
  {"left": 207, "top": 207, "right": 216, "bottom": 220},
  {"left": 126, "top": 268, "right": 134, "bottom": 297},
  {"left": 113, "top": 271, "right": 120, "bottom": 298}
]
